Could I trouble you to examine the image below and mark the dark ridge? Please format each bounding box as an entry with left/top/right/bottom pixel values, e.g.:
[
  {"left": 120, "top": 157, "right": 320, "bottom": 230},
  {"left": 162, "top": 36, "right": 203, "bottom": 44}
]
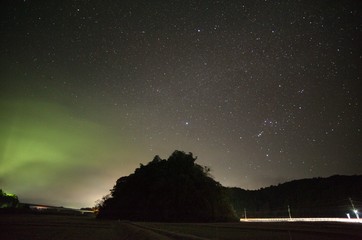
[{"left": 226, "top": 175, "right": 362, "bottom": 218}]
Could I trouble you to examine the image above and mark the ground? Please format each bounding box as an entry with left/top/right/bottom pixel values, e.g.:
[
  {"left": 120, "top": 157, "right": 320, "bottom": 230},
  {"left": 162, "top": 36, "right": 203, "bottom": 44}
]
[{"left": 1, "top": 214, "right": 361, "bottom": 240}]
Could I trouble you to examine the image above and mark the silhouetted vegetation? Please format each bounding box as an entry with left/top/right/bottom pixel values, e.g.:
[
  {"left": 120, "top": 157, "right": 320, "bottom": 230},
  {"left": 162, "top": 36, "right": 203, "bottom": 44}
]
[
  {"left": 226, "top": 175, "right": 362, "bottom": 218},
  {"left": 0, "top": 189, "right": 25, "bottom": 214},
  {"left": 97, "top": 150, "right": 238, "bottom": 222},
  {"left": 0, "top": 189, "right": 19, "bottom": 208}
]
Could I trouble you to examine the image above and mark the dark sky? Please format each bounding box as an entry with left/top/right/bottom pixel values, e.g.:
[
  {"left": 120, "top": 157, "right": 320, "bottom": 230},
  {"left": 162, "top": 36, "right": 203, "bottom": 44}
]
[{"left": 1, "top": 0, "right": 361, "bottom": 208}]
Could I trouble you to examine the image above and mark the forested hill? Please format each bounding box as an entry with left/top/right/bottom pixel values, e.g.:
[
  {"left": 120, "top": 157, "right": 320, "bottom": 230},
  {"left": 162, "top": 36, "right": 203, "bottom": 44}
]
[
  {"left": 226, "top": 175, "right": 362, "bottom": 218},
  {"left": 97, "top": 151, "right": 238, "bottom": 222}
]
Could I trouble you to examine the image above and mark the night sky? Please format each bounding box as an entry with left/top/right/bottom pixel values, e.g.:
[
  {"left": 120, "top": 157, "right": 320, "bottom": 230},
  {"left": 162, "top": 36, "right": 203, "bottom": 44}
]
[{"left": 1, "top": 1, "right": 361, "bottom": 208}]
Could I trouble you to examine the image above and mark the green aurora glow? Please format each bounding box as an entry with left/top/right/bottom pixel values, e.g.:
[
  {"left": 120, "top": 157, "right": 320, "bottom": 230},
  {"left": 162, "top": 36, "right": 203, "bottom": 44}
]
[
  {"left": 0, "top": 100, "right": 139, "bottom": 208},
  {"left": 1, "top": 1, "right": 361, "bottom": 209}
]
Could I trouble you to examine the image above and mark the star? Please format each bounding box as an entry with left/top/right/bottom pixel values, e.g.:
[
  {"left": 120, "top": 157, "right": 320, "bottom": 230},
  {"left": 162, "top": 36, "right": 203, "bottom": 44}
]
[{"left": 0, "top": 0, "right": 360, "bottom": 208}]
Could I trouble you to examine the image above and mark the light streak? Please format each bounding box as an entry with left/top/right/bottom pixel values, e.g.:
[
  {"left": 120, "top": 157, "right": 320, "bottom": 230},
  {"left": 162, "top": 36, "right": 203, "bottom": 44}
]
[{"left": 240, "top": 218, "right": 362, "bottom": 223}]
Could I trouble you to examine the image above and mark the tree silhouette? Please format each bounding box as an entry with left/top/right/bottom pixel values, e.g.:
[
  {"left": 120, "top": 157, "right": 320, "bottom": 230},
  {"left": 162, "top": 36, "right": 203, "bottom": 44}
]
[
  {"left": 0, "top": 189, "right": 19, "bottom": 208},
  {"left": 97, "top": 150, "right": 238, "bottom": 222}
]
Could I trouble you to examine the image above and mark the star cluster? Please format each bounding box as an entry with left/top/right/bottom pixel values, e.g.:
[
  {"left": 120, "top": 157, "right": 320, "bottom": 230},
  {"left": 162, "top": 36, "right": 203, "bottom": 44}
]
[{"left": 0, "top": 0, "right": 361, "bottom": 207}]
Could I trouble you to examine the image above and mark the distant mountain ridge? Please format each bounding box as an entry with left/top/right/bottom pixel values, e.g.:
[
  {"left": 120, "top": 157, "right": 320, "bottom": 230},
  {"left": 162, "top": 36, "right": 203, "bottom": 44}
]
[{"left": 226, "top": 175, "right": 362, "bottom": 218}]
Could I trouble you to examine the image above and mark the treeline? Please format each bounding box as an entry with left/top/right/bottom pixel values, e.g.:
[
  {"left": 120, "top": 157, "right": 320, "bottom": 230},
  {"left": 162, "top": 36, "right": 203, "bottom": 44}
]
[
  {"left": 226, "top": 175, "right": 362, "bottom": 218},
  {"left": 97, "top": 150, "right": 361, "bottom": 221},
  {"left": 97, "top": 151, "right": 238, "bottom": 222}
]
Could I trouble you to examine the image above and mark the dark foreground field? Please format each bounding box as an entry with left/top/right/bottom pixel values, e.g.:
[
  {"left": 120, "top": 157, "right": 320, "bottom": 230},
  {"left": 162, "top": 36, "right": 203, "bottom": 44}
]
[{"left": 1, "top": 214, "right": 361, "bottom": 240}]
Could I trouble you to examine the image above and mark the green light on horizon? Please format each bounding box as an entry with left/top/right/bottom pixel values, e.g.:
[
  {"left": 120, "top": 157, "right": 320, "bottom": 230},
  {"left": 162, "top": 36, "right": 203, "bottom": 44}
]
[
  {"left": 1, "top": 100, "right": 103, "bottom": 176},
  {"left": 0, "top": 98, "right": 143, "bottom": 207}
]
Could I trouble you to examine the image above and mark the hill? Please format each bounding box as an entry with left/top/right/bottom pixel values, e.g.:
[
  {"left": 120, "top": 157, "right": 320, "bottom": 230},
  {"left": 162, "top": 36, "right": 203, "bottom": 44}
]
[
  {"left": 97, "top": 150, "right": 238, "bottom": 222},
  {"left": 226, "top": 175, "right": 362, "bottom": 218}
]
